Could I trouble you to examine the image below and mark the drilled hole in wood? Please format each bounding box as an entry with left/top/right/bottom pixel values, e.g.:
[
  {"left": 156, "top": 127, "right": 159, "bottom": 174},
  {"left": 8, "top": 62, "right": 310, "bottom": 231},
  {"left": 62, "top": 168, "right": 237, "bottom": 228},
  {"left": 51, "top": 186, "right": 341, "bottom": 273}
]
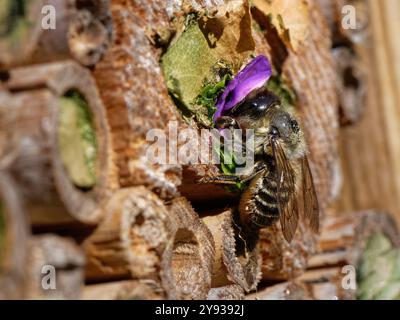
[
  {"left": 58, "top": 89, "right": 98, "bottom": 191},
  {"left": 343, "top": 66, "right": 360, "bottom": 90}
]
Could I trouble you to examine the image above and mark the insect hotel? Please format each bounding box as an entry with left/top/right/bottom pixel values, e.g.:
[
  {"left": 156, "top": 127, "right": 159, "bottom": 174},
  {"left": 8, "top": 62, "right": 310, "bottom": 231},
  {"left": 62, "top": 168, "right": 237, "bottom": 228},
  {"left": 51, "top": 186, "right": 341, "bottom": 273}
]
[{"left": 1, "top": 0, "right": 400, "bottom": 300}]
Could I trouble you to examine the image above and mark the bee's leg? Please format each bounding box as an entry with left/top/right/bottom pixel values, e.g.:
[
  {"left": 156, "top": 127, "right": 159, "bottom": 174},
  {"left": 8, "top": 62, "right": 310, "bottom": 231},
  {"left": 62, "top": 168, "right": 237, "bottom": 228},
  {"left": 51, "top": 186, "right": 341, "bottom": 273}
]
[
  {"left": 238, "top": 161, "right": 268, "bottom": 183},
  {"left": 215, "top": 116, "right": 239, "bottom": 130},
  {"left": 198, "top": 162, "right": 267, "bottom": 185},
  {"left": 198, "top": 175, "right": 241, "bottom": 185}
]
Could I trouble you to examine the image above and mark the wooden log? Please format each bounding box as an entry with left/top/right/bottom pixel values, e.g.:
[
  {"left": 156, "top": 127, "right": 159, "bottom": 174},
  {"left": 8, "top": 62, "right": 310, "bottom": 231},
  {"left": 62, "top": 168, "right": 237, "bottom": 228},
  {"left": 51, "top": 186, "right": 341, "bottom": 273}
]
[
  {"left": 91, "top": 0, "right": 182, "bottom": 200},
  {"left": 83, "top": 279, "right": 164, "bottom": 300},
  {"left": 0, "top": 171, "right": 30, "bottom": 299},
  {"left": 207, "top": 285, "right": 245, "bottom": 300},
  {"left": 0, "top": 0, "right": 112, "bottom": 68},
  {"left": 24, "top": 234, "right": 85, "bottom": 300},
  {"left": 201, "top": 209, "right": 261, "bottom": 293},
  {"left": 308, "top": 210, "right": 400, "bottom": 269},
  {"left": 83, "top": 187, "right": 174, "bottom": 294},
  {"left": 0, "top": 61, "right": 114, "bottom": 225},
  {"left": 163, "top": 197, "right": 215, "bottom": 300},
  {"left": 259, "top": 217, "right": 317, "bottom": 281}
]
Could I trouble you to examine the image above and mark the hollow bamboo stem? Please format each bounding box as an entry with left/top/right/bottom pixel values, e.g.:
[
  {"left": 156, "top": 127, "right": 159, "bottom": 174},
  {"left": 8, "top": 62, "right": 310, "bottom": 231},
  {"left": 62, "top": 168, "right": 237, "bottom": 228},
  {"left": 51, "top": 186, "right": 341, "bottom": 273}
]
[
  {"left": 163, "top": 197, "right": 215, "bottom": 300},
  {"left": 0, "top": 61, "right": 114, "bottom": 225},
  {"left": 201, "top": 209, "right": 261, "bottom": 292},
  {"left": 83, "top": 187, "right": 174, "bottom": 288}
]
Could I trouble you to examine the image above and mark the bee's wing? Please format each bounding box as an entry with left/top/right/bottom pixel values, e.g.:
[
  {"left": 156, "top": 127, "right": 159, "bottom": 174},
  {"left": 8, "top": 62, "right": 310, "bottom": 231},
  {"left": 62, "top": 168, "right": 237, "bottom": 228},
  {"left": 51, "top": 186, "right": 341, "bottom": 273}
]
[
  {"left": 301, "top": 156, "right": 320, "bottom": 232},
  {"left": 271, "top": 139, "right": 299, "bottom": 243}
]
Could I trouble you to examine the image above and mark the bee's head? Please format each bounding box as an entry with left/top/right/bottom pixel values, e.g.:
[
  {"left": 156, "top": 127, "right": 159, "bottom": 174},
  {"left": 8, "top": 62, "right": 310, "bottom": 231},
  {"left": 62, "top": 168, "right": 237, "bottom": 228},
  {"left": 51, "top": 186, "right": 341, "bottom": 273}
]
[
  {"left": 267, "top": 108, "right": 306, "bottom": 160},
  {"left": 223, "top": 88, "right": 306, "bottom": 159}
]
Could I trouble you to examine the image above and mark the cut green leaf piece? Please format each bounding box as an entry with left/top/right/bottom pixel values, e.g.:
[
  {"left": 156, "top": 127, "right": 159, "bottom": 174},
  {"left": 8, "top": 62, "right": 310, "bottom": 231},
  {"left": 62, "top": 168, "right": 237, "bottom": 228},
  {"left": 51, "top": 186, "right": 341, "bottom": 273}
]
[
  {"left": 357, "top": 232, "right": 400, "bottom": 300},
  {"left": 58, "top": 91, "right": 98, "bottom": 189},
  {"left": 161, "top": 1, "right": 255, "bottom": 126}
]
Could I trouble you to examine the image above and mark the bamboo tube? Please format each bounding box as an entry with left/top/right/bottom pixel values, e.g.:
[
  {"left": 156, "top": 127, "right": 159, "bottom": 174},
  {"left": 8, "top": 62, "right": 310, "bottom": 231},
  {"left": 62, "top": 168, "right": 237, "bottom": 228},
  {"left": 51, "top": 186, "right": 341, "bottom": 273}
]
[
  {"left": 246, "top": 282, "right": 310, "bottom": 300},
  {"left": 207, "top": 285, "right": 245, "bottom": 300},
  {"left": 0, "top": 61, "right": 114, "bottom": 225},
  {"left": 91, "top": 0, "right": 182, "bottom": 200},
  {"left": 297, "top": 267, "right": 355, "bottom": 300},
  {"left": 0, "top": 0, "right": 112, "bottom": 68},
  {"left": 83, "top": 187, "right": 175, "bottom": 288},
  {"left": 259, "top": 217, "right": 317, "bottom": 281},
  {"left": 308, "top": 211, "right": 400, "bottom": 269},
  {"left": 201, "top": 209, "right": 261, "bottom": 293},
  {"left": 83, "top": 280, "right": 164, "bottom": 300},
  {"left": 24, "top": 234, "right": 85, "bottom": 300},
  {"left": 0, "top": 171, "right": 30, "bottom": 299},
  {"left": 163, "top": 197, "right": 215, "bottom": 300}
]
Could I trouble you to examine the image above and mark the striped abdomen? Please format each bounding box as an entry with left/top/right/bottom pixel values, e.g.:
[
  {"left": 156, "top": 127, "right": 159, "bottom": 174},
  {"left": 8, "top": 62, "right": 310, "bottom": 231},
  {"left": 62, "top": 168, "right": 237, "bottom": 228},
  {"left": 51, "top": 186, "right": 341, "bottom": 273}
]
[{"left": 239, "top": 169, "right": 293, "bottom": 229}]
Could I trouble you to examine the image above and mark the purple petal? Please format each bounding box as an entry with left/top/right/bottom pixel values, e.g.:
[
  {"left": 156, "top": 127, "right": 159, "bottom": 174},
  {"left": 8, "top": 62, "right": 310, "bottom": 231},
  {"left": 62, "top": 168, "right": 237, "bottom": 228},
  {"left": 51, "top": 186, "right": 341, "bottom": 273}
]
[{"left": 213, "top": 55, "right": 272, "bottom": 122}]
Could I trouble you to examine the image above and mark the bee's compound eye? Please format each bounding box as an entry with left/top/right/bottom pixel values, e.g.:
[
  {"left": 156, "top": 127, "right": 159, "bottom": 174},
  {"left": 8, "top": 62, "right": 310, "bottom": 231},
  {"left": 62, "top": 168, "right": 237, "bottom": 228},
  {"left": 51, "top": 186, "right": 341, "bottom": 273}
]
[
  {"left": 269, "top": 126, "right": 280, "bottom": 138},
  {"left": 290, "top": 119, "right": 300, "bottom": 133}
]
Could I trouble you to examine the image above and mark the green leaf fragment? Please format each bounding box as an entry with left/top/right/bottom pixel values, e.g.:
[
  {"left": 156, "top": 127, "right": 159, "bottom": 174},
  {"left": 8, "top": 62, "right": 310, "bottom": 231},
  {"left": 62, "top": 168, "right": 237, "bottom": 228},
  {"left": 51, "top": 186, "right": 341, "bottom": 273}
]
[
  {"left": 161, "top": 23, "right": 219, "bottom": 116},
  {"left": 58, "top": 92, "right": 98, "bottom": 189},
  {"left": 357, "top": 232, "right": 400, "bottom": 300}
]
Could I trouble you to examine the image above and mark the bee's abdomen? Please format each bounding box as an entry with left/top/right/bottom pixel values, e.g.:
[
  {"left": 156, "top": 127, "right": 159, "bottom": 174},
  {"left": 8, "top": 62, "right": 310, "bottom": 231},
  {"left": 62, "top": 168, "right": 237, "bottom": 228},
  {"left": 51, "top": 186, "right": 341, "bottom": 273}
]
[{"left": 239, "top": 174, "right": 288, "bottom": 229}]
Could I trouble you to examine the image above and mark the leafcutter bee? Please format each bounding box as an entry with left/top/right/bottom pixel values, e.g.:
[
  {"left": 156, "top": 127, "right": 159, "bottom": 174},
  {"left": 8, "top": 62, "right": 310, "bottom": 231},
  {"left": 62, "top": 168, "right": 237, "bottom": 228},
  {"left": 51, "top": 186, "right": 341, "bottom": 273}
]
[{"left": 202, "top": 88, "right": 319, "bottom": 242}]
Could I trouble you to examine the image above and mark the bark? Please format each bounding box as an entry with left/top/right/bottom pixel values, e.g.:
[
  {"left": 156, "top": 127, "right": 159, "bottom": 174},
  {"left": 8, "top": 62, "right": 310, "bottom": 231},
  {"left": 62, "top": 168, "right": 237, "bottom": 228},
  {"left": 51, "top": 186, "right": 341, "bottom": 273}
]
[{"left": 0, "top": 61, "right": 114, "bottom": 225}]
